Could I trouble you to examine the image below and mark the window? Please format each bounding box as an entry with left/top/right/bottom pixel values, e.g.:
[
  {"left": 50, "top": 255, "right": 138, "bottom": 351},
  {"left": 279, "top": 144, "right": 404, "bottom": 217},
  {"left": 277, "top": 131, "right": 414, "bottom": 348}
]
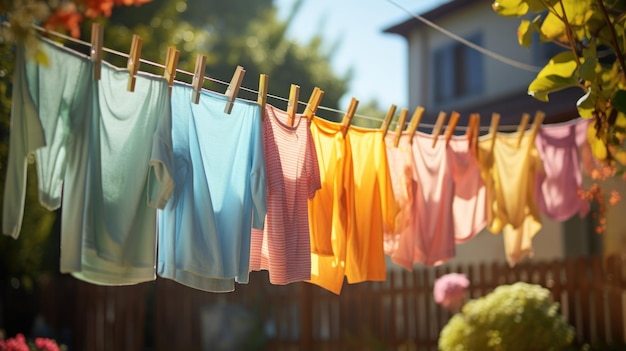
[{"left": 433, "top": 33, "right": 484, "bottom": 104}]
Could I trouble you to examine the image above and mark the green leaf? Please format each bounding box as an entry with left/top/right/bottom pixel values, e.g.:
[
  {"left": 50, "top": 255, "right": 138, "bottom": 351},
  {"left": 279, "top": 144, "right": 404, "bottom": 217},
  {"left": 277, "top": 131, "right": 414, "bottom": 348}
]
[
  {"left": 525, "top": 0, "right": 558, "bottom": 12},
  {"left": 576, "top": 89, "right": 595, "bottom": 118},
  {"left": 492, "top": 0, "right": 529, "bottom": 17},
  {"left": 579, "top": 56, "right": 597, "bottom": 81},
  {"left": 517, "top": 15, "right": 543, "bottom": 47},
  {"left": 540, "top": 0, "right": 594, "bottom": 40},
  {"left": 528, "top": 51, "right": 579, "bottom": 101},
  {"left": 612, "top": 90, "right": 626, "bottom": 114}
]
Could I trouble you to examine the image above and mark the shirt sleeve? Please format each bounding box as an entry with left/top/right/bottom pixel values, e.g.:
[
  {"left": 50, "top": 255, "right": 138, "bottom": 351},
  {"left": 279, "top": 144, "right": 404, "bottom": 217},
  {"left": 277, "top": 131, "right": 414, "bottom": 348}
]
[
  {"left": 250, "top": 106, "right": 267, "bottom": 230},
  {"left": 2, "top": 44, "right": 46, "bottom": 239},
  {"left": 148, "top": 81, "right": 175, "bottom": 209}
]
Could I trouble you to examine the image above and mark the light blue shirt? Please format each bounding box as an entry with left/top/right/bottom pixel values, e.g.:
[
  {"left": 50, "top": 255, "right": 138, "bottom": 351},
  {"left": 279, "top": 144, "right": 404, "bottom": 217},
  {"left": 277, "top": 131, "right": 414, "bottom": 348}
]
[{"left": 158, "top": 82, "right": 266, "bottom": 292}]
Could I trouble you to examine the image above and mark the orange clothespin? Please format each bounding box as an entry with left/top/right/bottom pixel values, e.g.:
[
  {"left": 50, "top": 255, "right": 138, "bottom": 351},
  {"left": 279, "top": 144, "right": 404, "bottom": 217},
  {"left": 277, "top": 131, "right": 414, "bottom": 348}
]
[
  {"left": 258, "top": 74, "right": 269, "bottom": 120},
  {"left": 529, "top": 110, "right": 545, "bottom": 142},
  {"left": 516, "top": 113, "right": 530, "bottom": 148},
  {"left": 191, "top": 54, "right": 206, "bottom": 104},
  {"left": 163, "top": 47, "right": 180, "bottom": 96},
  {"left": 466, "top": 113, "right": 480, "bottom": 151},
  {"left": 90, "top": 23, "right": 103, "bottom": 81},
  {"left": 431, "top": 111, "right": 448, "bottom": 148},
  {"left": 380, "top": 104, "right": 397, "bottom": 138},
  {"left": 341, "top": 98, "right": 359, "bottom": 136},
  {"left": 393, "top": 108, "right": 409, "bottom": 148},
  {"left": 489, "top": 112, "right": 501, "bottom": 152},
  {"left": 444, "top": 111, "right": 461, "bottom": 146},
  {"left": 126, "top": 34, "right": 142, "bottom": 92},
  {"left": 303, "top": 87, "right": 324, "bottom": 122},
  {"left": 224, "top": 65, "right": 245, "bottom": 114},
  {"left": 287, "top": 84, "right": 300, "bottom": 126},
  {"left": 407, "top": 106, "right": 425, "bottom": 145}
]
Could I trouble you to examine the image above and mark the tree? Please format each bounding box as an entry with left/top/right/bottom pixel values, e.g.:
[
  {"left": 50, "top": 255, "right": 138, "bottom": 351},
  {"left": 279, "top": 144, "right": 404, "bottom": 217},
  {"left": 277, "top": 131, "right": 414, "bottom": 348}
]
[{"left": 492, "top": 0, "right": 626, "bottom": 168}]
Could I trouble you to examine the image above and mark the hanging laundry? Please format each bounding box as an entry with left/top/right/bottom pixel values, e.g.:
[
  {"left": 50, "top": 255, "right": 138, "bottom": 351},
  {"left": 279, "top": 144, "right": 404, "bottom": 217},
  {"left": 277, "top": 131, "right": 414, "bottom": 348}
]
[
  {"left": 3, "top": 37, "right": 92, "bottom": 251},
  {"left": 345, "top": 126, "right": 398, "bottom": 283},
  {"left": 307, "top": 116, "right": 353, "bottom": 294},
  {"left": 383, "top": 132, "right": 417, "bottom": 260},
  {"left": 71, "top": 59, "right": 174, "bottom": 285},
  {"left": 249, "top": 105, "right": 321, "bottom": 285},
  {"left": 478, "top": 132, "right": 544, "bottom": 266},
  {"left": 448, "top": 136, "right": 487, "bottom": 243},
  {"left": 158, "top": 82, "right": 266, "bottom": 293},
  {"left": 534, "top": 118, "right": 591, "bottom": 221}
]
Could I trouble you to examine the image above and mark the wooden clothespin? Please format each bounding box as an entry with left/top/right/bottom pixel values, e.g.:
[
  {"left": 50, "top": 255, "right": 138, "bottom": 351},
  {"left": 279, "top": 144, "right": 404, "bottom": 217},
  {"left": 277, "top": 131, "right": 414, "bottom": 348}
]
[
  {"left": 407, "top": 106, "right": 425, "bottom": 145},
  {"left": 466, "top": 113, "right": 480, "bottom": 151},
  {"left": 444, "top": 111, "right": 461, "bottom": 146},
  {"left": 341, "top": 98, "right": 359, "bottom": 136},
  {"left": 516, "top": 113, "right": 530, "bottom": 148},
  {"left": 287, "top": 84, "right": 300, "bottom": 126},
  {"left": 224, "top": 65, "right": 246, "bottom": 114},
  {"left": 529, "top": 110, "right": 545, "bottom": 142},
  {"left": 191, "top": 54, "right": 206, "bottom": 104},
  {"left": 489, "top": 112, "right": 501, "bottom": 152},
  {"left": 258, "top": 74, "right": 269, "bottom": 120},
  {"left": 431, "top": 111, "right": 448, "bottom": 148},
  {"left": 393, "top": 108, "right": 409, "bottom": 148},
  {"left": 126, "top": 34, "right": 142, "bottom": 92},
  {"left": 303, "top": 87, "right": 324, "bottom": 122},
  {"left": 380, "top": 104, "right": 397, "bottom": 137},
  {"left": 163, "top": 47, "right": 180, "bottom": 96},
  {"left": 90, "top": 23, "right": 103, "bottom": 81}
]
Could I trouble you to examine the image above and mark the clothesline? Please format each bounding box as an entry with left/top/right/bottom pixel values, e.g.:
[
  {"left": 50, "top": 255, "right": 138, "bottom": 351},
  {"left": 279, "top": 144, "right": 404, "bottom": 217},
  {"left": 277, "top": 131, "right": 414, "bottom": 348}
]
[{"left": 32, "top": 24, "right": 528, "bottom": 133}]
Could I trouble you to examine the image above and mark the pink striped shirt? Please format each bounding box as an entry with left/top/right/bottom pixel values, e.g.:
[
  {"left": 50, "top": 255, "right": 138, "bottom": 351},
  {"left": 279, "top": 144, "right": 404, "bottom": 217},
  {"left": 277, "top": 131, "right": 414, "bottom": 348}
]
[{"left": 249, "top": 104, "right": 321, "bottom": 284}]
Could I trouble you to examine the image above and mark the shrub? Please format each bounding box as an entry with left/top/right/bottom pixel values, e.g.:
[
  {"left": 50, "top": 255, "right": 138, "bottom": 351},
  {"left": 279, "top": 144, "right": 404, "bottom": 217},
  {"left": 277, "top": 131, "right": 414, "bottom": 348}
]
[{"left": 438, "top": 282, "right": 574, "bottom": 351}]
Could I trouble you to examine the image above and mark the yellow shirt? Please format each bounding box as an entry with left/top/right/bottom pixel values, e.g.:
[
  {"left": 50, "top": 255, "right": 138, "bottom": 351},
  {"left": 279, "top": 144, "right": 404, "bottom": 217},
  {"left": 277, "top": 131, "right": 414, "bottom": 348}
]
[
  {"left": 307, "top": 117, "right": 353, "bottom": 294},
  {"left": 345, "top": 126, "right": 399, "bottom": 283},
  {"left": 478, "top": 131, "right": 544, "bottom": 266}
]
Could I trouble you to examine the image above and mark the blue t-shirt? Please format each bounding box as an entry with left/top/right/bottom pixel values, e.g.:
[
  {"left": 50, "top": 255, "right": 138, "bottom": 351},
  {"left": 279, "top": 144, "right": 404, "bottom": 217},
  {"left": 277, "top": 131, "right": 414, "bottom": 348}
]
[{"left": 158, "top": 82, "right": 266, "bottom": 292}]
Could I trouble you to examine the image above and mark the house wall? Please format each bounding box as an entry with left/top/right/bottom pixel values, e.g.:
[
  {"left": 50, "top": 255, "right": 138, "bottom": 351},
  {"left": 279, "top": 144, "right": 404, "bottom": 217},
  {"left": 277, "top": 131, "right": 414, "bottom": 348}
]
[{"left": 405, "top": 3, "right": 538, "bottom": 114}]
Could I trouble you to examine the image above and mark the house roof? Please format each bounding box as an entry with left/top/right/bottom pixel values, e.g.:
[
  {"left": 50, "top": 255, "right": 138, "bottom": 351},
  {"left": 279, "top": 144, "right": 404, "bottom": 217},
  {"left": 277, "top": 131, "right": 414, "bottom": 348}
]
[{"left": 383, "top": 0, "right": 478, "bottom": 38}]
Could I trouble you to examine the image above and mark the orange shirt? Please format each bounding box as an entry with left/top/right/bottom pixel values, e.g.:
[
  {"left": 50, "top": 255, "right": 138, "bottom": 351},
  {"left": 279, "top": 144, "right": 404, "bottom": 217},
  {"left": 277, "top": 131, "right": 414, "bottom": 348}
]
[
  {"left": 307, "top": 117, "right": 353, "bottom": 294},
  {"left": 345, "top": 126, "right": 399, "bottom": 283}
]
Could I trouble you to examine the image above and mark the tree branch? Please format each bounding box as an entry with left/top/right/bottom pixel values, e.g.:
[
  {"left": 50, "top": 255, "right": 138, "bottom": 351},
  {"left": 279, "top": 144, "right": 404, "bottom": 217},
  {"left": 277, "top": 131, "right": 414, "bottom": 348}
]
[
  {"left": 559, "top": 0, "right": 582, "bottom": 66},
  {"left": 598, "top": 0, "right": 626, "bottom": 84}
]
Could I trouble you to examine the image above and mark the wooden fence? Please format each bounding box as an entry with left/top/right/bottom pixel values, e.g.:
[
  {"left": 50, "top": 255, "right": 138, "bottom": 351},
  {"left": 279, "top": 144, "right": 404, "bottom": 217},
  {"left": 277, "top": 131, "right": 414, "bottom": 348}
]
[{"left": 34, "top": 255, "right": 626, "bottom": 350}]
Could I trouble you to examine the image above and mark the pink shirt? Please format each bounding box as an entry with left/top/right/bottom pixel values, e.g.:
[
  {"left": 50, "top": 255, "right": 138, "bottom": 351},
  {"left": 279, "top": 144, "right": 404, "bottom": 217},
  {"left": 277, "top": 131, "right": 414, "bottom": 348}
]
[
  {"left": 249, "top": 105, "right": 321, "bottom": 285},
  {"left": 534, "top": 118, "right": 591, "bottom": 221}
]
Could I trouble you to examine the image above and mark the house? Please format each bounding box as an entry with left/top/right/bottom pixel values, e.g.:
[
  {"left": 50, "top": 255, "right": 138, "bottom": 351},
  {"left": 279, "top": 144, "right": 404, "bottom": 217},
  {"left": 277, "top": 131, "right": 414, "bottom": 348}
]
[{"left": 382, "top": 0, "right": 603, "bottom": 266}]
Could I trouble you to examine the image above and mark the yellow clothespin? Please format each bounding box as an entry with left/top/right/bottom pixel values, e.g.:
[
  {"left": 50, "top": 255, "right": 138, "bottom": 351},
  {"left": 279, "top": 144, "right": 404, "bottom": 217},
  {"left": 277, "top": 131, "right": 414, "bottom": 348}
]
[
  {"left": 163, "top": 47, "right": 180, "bottom": 97},
  {"left": 393, "top": 108, "right": 409, "bottom": 148},
  {"left": 516, "top": 113, "right": 530, "bottom": 148},
  {"left": 444, "top": 111, "right": 461, "bottom": 146},
  {"left": 191, "top": 54, "right": 206, "bottom": 104},
  {"left": 90, "top": 23, "right": 103, "bottom": 81},
  {"left": 489, "top": 112, "right": 501, "bottom": 152},
  {"left": 431, "top": 111, "right": 448, "bottom": 148},
  {"left": 287, "top": 84, "right": 300, "bottom": 126},
  {"left": 341, "top": 98, "right": 359, "bottom": 136},
  {"left": 224, "top": 65, "right": 245, "bottom": 114},
  {"left": 258, "top": 74, "right": 269, "bottom": 120},
  {"left": 380, "top": 104, "right": 397, "bottom": 138},
  {"left": 529, "top": 110, "right": 545, "bottom": 143},
  {"left": 407, "top": 106, "right": 425, "bottom": 145},
  {"left": 303, "top": 87, "right": 324, "bottom": 122},
  {"left": 126, "top": 34, "right": 142, "bottom": 92}
]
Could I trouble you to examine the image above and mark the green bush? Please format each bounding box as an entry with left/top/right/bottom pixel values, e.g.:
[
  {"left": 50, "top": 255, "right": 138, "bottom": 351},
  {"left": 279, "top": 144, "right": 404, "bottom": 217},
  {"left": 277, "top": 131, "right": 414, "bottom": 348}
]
[{"left": 438, "top": 282, "right": 574, "bottom": 351}]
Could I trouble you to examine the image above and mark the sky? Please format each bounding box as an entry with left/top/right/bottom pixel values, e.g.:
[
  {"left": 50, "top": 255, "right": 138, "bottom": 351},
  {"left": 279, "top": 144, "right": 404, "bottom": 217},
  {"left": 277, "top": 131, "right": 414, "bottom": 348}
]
[{"left": 275, "top": 0, "right": 449, "bottom": 110}]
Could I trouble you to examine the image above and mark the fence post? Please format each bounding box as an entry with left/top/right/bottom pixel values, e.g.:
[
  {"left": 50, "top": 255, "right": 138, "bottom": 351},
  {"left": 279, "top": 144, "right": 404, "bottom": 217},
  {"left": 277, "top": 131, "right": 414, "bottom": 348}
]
[
  {"left": 300, "top": 283, "right": 313, "bottom": 351},
  {"left": 606, "top": 254, "right": 625, "bottom": 344}
]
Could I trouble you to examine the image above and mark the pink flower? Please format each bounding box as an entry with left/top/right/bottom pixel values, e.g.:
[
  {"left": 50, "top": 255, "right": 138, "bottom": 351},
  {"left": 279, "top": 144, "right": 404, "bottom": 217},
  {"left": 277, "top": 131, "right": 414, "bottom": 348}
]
[
  {"left": 433, "top": 273, "right": 470, "bottom": 312},
  {"left": 35, "top": 338, "right": 59, "bottom": 351},
  {"left": 1, "top": 334, "right": 29, "bottom": 351}
]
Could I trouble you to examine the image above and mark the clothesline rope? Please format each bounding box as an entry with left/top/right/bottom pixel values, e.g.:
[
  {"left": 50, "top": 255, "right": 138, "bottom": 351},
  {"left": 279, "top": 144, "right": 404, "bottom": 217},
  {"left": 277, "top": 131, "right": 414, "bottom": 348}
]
[{"left": 11, "top": 22, "right": 543, "bottom": 133}]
